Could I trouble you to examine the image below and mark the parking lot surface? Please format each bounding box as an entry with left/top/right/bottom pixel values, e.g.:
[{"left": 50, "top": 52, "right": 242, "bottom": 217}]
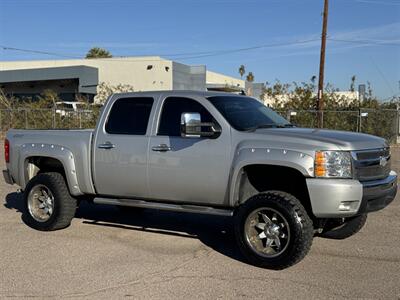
[{"left": 1, "top": 145, "right": 400, "bottom": 299}]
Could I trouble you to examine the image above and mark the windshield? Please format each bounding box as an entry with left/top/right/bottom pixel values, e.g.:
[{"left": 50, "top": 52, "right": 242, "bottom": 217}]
[{"left": 207, "top": 96, "right": 291, "bottom": 131}]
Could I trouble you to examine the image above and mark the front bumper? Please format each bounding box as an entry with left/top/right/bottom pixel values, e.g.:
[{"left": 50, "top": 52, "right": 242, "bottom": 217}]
[
  {"left": 306, "top": 171, "right": 397, "bottom": 218},
  {"left": 3, "top": 169, "right": 14, "bottom": 185},
  {"left": 358, "top": 171, "right": 397, "bottom": 214}
]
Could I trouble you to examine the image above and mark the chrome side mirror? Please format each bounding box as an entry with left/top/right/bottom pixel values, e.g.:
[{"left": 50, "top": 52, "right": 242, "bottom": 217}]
[
  {"left": 180, "top": 112, "right": 202, "bottom": 138},
  {"left": 180, "top": 112, "right": 221, "bottom": 138}
]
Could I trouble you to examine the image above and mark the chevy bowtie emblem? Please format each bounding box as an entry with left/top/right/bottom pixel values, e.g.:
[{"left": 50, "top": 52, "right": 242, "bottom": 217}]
[{"left": 380, "top": 156, "right": 388, "bottom": 167}]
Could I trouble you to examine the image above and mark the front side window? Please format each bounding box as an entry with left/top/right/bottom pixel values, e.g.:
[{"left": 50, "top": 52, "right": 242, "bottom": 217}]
[
  {"left": 208, "top": 96, "right": 291, "bottom": 131},
  {"left": 158, "top": 97, "right": 215, "bottom": 136},
  {"left": 105, "top": 97, "right": 154, "bottom": 135}
]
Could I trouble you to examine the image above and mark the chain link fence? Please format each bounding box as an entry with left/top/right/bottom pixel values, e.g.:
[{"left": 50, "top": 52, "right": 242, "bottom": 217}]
[
  {"left": 0, "top": 108, "right": 399, "bottom": 143},
  {"left": 0, "top": 109, "right": 100, "bottom": 133},
  {"left": 278, "top": 109, "right": 400, "bottom": 143}
]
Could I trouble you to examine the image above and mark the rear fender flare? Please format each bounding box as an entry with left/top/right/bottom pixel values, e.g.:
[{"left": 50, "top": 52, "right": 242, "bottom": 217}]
[{"left": 18, "top": 143, "right": 83, "bottom": 196}]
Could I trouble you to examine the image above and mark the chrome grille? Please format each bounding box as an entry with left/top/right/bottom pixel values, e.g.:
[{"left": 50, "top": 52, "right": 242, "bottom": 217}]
[{"left": 352, "top": 148, "right": 391, "bottom": 181}]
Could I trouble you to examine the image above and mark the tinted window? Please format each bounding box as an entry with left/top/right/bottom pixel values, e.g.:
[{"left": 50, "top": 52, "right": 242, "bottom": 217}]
[
  {"left": 208, "top": 96, "right": 290, "bottom": 131},
  {"left": 158, "top": 97, "right": 215, "bottom": 136},
  {"left": 106, "top": 97, "right": 153, "bottom": 135}
]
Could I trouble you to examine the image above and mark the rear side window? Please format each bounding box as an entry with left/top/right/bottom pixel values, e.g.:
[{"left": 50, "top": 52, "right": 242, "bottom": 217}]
[
  {"left": 105, "top": 97, "right": 154, "bottom": 135},
  {"left": 158, "top": 97, "right": 215, "bottom": 136}
]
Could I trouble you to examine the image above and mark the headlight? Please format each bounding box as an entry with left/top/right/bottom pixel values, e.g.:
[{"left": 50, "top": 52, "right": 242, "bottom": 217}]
[{"left": 315, "top": 151, "right": 352, "bottom": 178}]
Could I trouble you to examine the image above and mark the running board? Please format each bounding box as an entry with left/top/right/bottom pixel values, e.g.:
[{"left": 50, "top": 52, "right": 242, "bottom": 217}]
[{"left": 93, "top": 197, "right": 234, "bottom": 217}]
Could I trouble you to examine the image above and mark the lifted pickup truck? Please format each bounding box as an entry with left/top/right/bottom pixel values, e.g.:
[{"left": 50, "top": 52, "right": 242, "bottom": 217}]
[{"left": 3, "top": 91, "right": 397, "bottom": 269}]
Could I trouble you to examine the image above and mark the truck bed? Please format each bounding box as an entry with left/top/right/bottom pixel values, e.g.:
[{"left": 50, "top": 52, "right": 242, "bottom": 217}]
[{"left": 6, "top": 129, "right": 95, "bottom": 194}]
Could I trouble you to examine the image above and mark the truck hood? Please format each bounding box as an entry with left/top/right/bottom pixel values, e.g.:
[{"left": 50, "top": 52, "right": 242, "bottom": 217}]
[{"left": 250, "top": 127, "right": 388, "bottom": 151}]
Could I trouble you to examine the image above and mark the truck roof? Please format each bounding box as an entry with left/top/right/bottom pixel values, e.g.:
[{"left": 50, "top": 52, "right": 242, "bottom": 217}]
[{"left": 110, "top": 90, "right": 246, "bottom": 98}]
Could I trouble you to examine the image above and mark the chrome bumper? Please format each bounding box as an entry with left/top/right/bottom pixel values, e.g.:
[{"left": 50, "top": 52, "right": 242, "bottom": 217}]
[{"left": 306, "top": 171, "right": 397, "bottom": 218}]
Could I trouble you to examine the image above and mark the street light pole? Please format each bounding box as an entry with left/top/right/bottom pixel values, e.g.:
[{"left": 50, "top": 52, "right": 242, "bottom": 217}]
[{"left": 317, "top": 0, "right": 329, "bottom": 128}]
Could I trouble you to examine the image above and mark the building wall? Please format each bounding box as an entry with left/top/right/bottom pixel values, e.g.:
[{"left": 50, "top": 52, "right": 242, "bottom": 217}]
[
  {"left": 206, "top": 70, "right": 244, "bottom": 88},
  {"left": 172, "top": 62, "right": 206, "bottom": 91},
  {"left": 263, "top": 91, "right": 360, "bottom": 108},
  {"left": 0, "top": 58, "right": 244, "bottom": 99},
  {"left": 0, "top": 57, "right": 174, "bottom": 91}
]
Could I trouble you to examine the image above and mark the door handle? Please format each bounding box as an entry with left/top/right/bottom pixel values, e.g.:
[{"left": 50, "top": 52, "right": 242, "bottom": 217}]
[
  {"left": 98, "top": 142, "right": 115, "bottom": 149},
  {"left": 151, "top": 144, "right": 172, "bottom": 152}
]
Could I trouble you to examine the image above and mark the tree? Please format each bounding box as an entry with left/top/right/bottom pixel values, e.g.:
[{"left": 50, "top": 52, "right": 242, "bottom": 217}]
[
  {"left": 238, "top": 65, "right": 246, "bottom": 78},
  {"left": 94, "top": 82, "right": 135, "bottom": 104},
  {"left": 36, "top": 89, "right": 59, "bottom": 108},
  {"left": 246, "top": 72, "right": 255, "bottom": 82},
  {"left": 0, "top": 88, "right": 13, "bottom": 109},
  {"left": 85, "top": 47, "right": 112, "bottom": 59},
  {"left": 311, "top": 75, "right": 317, "bottom": 84},
  {"left": 350, "top": 75, "right": 356, "bottom": 92}
]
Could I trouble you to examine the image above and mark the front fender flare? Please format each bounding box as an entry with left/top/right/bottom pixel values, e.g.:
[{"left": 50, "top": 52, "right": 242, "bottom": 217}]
[{"left": 229, "top": 147, "right": 314, "bottom": 206}]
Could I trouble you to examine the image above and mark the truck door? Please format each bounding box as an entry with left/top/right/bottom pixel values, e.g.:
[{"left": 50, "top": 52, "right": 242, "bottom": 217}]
[
  {"left": 93, "top": 96, "right": 155, "bottom": 198},
  {"left": 148, "top": 96, "right": 231, "bottom": 205}
]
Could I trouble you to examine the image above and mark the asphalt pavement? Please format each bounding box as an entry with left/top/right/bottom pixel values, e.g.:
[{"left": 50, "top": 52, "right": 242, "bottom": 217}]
[{"left": 1, "top": 146, "right": 399, "bottom": 299}]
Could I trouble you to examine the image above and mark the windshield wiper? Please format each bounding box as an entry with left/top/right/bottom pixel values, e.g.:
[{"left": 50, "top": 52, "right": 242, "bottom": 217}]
[
  {"left": 246, "top": 123, "right": 294, "bottom": 132},
  {"left": 245, "top": 124, "right": 278, "bottom": 132},
  {"left": 276, "top": 123, "right": 295, "bottom": 128}
]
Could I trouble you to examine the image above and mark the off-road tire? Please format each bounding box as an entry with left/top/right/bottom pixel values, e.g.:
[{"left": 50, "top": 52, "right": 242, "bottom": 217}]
[
  {"left": 320, "top": 214, "right": 367, "bottom": 240},
  {"left": 23, "top": 172, "right": 77, "bottom": 231},
  {"left": 234, "top": 191, "right": 313, "bottom": 269}
]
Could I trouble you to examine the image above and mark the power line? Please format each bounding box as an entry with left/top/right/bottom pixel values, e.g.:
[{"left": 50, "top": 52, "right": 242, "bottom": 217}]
[
  {"left": 351, "top": 0, "right": 400, "bottom": 6},
  {"left": 0, "top": 39, "right": 320, "bottom": 62},
  {"left": 168, "top": 39, "right": 320, "bottom": 60},
  {"left": 328, "top": 38, "right": 400, "bottom": 47},
  {"left": 369, "top": 56, "right": 396, "bottom": 95},
  {"left": 1, "top": 37, "right": 399, "bottom": 63},
  {"left": 0, "top": 45, "right": 80, "bottom": 59}
]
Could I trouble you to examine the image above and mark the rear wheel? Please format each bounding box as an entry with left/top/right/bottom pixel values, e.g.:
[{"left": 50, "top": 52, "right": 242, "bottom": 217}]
[
  {"left": 320, "top": 214, "right": 367, "bottom": 239},
  {"left": 23, "top": 172, "right": 77, "bottom": 231},
  {"left": 234, "top": 191, "right": 313, "bottom": 269}
]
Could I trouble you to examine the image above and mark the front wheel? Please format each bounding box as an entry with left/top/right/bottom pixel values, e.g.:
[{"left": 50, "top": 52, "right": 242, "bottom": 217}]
[
  {"left": 23, "top": 172, "right": 77, "bottom": 231},
  {"left": 234, "top": 191, "right": 314, "bottom": 269}
]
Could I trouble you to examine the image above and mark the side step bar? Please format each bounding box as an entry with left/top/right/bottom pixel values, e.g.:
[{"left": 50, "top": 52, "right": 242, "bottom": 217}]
[{"left": 93, "top": 197, "right": 234, "bottom": 217}]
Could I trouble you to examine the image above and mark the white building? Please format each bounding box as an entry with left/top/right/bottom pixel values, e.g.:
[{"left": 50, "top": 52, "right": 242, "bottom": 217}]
[
  {"left": 0, "top": 57, "right": 244, "bottom": 103},
  {"left": 263, "top": 91, "right": 361, "bottom": 108}
]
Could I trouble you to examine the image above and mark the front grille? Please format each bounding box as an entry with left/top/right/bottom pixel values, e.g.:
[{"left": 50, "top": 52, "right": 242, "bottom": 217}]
[
  {"left": 355, "top": 148, "right": 390, "bottom": 160},
  {"left": 352, "top": 148, "right": 391, "bottom": 181}
]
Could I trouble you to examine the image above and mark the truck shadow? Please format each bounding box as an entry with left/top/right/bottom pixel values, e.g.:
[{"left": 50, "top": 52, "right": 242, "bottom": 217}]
[{"left": 4, "top": 192, "right": 247, "bottom": 265}]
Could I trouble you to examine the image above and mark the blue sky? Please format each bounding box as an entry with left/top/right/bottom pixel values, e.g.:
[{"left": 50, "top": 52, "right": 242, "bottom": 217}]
[{"left": 0, "top": 0, "right": 399, "bottom": 100}]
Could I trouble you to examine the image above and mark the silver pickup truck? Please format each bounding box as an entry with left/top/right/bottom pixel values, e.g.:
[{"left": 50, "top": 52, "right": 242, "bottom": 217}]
[{"left": 3, "top": 91, "right": 397, "bottom": 269}]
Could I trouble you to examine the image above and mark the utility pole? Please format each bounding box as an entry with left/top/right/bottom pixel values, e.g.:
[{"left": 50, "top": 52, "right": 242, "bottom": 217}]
[{"left": 317, "top": 0, "right": 329, "bottom": 128}]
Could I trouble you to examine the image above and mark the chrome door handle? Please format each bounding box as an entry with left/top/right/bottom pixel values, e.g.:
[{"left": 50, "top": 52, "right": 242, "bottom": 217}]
[
  {"left": 98, "top": 142, "right": 115, "bottom": 149},
  {"left": 151, "top": 144, "right": 172, "bottom": 152}
]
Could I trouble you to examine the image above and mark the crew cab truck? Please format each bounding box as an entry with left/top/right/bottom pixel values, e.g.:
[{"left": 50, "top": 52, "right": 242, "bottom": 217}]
[{"left": 3, "top": 91, "right": 397, "bottom": 269}]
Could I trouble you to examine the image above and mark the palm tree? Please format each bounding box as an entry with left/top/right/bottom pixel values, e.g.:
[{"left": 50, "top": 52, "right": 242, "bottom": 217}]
[
  {"left": 85, "top": 47, "right": 112, "bottom": 59},
  {"left": 246, "top": 72, "right": 255, "bottom": 82},
  {"left": 239, "top": 65, "right": 246, "bottom": 78},
  {"left": 350, "top": 75, "right": 356, "bottom": 92}
]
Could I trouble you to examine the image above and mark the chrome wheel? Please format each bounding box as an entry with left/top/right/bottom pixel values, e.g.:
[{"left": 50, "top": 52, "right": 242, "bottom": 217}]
[
  {"left": 244, "top": 207, "right": 290, "bottom": 258},
  {"left": 27, "top": 184, "right": 55, "bottom": 222}
]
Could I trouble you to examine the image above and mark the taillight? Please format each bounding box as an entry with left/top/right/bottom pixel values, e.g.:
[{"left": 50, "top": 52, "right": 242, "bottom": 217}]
[{"left": 4, "top": 139, "right": 9, "bottom": 163}]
